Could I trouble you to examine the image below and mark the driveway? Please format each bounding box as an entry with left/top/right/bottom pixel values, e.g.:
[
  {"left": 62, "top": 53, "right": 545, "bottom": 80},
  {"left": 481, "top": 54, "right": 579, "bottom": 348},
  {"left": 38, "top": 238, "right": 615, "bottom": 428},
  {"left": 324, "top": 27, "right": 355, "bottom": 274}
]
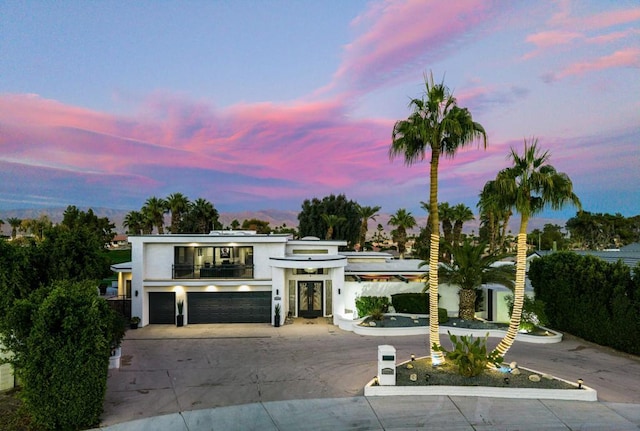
[{"left": 102, "top": 319, "right": 640, "bottom": 427}]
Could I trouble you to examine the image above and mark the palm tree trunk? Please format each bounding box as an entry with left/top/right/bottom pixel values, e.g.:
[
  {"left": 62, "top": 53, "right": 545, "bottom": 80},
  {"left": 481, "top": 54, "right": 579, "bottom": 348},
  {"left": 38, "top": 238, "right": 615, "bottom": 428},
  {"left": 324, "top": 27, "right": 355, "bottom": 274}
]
[
  {"left": 495, "top": 213, "right": 528, "bottom": 356},
  {"left": 458, "top": 289, "right": 477, "bottom": 320},
  {"left": 429, "top": 148, "right": 444, "bottom": 364}
]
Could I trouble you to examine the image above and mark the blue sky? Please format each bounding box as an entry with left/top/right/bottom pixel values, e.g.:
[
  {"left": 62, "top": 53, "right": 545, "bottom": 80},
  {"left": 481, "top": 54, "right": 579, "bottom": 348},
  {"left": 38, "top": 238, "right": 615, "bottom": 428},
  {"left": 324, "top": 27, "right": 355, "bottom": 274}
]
[{"left": 1, "top": 0, "right": 639, "bottom": 224}]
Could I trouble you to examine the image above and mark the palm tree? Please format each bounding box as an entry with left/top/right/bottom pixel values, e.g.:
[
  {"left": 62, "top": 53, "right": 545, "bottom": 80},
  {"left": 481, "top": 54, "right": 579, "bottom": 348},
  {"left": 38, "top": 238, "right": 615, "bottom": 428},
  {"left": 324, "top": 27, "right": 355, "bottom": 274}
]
[
  {"left": 452, "top": 203, "right": 474, "bottom": 246},
  {"left": 142, "top": 196, "right": 168, "bottom": 234},
  {"left": 321, "top": 214, "right": 345, "bottom": 240},
  {"left": 439, "top": 202, "right": 455, "bottom": 262},
  {"left": 389, "top": 72, "right": 487, "bottom": 364},
  {"left": 166, "top": 193, "right": 190, "bottom": 234},
  {"left": 438, "top": 239, "right": 514, "bottom": 320},
  {"left": 357, "top": 205, "right": 381, "bottom": 249},
  {"left": 8, "top": 217, "right": 21, "bottom": 239},
  {"left": 387, "top": 208, "right": 416, "bottom": 259},
  {"left": 478, "top": 180, "right": 514, "bottom": 253},
  {"left": 494, "top": 139, "right": 581, "bottom": 357},
  {"left": 123, "top": 210, "right": 144, "bottom": 235},
  {"left": 190, "top": 198, "right": 218, "bottom": 233}
]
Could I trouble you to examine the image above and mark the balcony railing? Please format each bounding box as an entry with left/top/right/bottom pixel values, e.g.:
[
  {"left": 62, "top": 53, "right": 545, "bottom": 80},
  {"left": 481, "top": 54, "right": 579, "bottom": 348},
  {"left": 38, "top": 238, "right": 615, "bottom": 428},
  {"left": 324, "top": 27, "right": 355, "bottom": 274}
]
[{"left": 172, "top": 263, "right": 254, "bottom": 279}]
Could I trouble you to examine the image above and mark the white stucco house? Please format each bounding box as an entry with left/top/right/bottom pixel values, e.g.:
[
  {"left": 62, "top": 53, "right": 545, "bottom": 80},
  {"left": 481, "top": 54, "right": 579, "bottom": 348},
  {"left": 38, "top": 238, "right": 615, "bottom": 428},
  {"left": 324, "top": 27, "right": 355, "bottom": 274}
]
[{"left": 110, "top": 231, "right": 515, "bottom": 327}]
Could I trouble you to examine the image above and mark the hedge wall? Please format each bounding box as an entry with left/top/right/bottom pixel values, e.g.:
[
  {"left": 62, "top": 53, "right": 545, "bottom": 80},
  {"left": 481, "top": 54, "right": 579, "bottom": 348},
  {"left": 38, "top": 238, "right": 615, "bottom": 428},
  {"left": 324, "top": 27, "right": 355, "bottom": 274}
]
[{"left": 529, "top": 252, "right": 640, "bottom": 355}]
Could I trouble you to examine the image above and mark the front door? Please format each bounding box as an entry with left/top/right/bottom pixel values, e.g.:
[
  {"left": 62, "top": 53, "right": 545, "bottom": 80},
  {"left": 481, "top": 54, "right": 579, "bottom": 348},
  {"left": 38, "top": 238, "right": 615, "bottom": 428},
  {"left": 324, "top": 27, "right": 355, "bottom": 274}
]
[{"left": 298, "top": 281, "right": 323, "bottom": 318}]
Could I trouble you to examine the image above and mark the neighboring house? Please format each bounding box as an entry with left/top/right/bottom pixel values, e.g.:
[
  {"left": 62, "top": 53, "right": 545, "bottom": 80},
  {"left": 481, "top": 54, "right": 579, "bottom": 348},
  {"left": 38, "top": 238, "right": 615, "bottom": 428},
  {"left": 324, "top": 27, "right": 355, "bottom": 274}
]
[
  {"left": 109, "top": 234, "right": 129, "bottom": 249},
  {"left": 531, "top": 242, "right": 640, "bottom": 271},
  {"left": 113, "top": 231, "right": 518, "bottom": 328}
]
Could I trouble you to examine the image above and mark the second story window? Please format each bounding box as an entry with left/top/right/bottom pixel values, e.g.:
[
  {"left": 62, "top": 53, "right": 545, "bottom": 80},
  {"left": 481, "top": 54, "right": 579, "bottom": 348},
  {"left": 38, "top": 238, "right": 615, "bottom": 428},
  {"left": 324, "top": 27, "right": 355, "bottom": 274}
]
[{"left": 173, "top": 246, "right": 254, "bottom": 279}]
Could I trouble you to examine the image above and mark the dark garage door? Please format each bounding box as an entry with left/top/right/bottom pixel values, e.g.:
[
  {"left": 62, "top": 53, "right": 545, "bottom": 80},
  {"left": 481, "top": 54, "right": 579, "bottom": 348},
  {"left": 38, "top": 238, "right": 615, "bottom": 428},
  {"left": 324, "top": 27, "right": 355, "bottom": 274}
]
[
  {"left": 149, "top": 292, "right": 176, "bottom": 324},
  {"left": 187, "top": 292, "right": 271, "bottom": 323}
]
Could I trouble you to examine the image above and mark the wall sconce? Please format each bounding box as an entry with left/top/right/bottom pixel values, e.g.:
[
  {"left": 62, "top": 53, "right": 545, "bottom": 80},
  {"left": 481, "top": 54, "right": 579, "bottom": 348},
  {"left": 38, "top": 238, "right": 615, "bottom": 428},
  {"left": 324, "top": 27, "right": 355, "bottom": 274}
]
[
  {"left": 135, "top": 290, "right": 139, "bottom": 297},
  {"left": 276, "top": 289, "right": 279, "bottom": 295},
  {"left": 338, "top": 288, "right": 341, "bottom": 295}
]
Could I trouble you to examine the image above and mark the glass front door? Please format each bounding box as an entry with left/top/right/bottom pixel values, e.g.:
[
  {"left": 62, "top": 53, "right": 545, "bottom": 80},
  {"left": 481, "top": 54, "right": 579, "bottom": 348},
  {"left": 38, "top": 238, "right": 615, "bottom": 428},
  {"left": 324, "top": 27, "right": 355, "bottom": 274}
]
[{"left": 298, "top": 281, "right": 323, "bottom": 318}]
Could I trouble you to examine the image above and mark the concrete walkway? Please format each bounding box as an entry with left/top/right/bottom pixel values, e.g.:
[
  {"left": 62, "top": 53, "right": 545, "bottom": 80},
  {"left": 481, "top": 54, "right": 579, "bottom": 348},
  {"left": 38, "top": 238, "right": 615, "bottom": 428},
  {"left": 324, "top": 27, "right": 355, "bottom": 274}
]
[{"left": 95, "top": 319, "right": 640, "bottom": 430}]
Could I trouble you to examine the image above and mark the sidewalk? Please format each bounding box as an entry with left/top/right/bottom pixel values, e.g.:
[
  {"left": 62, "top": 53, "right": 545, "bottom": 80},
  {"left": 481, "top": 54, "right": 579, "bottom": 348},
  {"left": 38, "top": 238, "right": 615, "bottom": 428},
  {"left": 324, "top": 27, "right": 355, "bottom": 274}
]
[{"left": 95, "top": 396, "right": 640, "bottom": 430}]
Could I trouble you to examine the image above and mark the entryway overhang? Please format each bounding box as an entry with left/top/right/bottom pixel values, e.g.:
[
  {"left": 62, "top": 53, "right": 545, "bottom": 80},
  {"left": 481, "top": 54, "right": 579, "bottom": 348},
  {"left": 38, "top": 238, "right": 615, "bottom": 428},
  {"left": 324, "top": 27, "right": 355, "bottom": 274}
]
[{"left": 269, "top": 255, "right": 348, "bottom": 270}]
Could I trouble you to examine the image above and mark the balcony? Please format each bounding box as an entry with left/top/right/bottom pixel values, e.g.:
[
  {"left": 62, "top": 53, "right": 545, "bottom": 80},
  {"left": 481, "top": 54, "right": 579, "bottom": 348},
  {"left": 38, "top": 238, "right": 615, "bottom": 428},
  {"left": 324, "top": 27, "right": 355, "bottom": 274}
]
[{"left": 172, "top": 263, "right": 254, "bottom": 279}]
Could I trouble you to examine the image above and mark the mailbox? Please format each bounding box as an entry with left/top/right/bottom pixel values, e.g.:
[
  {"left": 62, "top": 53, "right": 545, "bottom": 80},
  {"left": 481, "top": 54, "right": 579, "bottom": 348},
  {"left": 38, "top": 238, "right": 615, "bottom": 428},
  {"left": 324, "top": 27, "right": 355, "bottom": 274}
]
[{"left": 377, "top": 345, "right": 396, "bottom": 386}]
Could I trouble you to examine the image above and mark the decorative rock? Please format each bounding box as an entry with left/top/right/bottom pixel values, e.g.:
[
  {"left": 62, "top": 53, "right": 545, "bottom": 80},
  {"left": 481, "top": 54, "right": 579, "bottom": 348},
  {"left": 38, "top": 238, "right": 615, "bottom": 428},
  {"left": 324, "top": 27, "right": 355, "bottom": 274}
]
[
  {"left": 528, "top": 374, "right": 541, "bottom": 382},
  {"left": 542, "top": 373, "right": 554, "bottom": 380},
  {"left": 413, "top": 320, "right": 419, "bottom": 323},
  {"left": 410, "top": 315, "right": 418, "bottom": 320},
  {"left": 369, "top": 321, "right": 376, "bottom": 327},
  {"left": 390, "top": 316, "right": 397, "bottom": 321},
  {"left": 510, "top": 368, "right": 521, "bottom": 376},
  {"left": 406, "top": 363, "right": 414, "bottom": 369},
  {"left": 509, "top": 361, "right": 518, "bottom": 369},
  {"left": 410, "top": 373, "right": 417, "bottom": 381}
]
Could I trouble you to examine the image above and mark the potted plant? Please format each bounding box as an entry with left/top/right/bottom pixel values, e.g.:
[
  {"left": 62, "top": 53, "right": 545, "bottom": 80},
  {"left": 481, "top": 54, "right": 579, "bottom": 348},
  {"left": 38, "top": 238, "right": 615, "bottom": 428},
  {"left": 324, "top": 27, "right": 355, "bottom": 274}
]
[
  {"left": 130, "top": 316, "right": 140, "bottom": 329},
  {"left": 176, "top": 299, "right": 184, "bottom": 327},
  {"left": 274, "top": 303, "right": 281, "bottom": 327}
]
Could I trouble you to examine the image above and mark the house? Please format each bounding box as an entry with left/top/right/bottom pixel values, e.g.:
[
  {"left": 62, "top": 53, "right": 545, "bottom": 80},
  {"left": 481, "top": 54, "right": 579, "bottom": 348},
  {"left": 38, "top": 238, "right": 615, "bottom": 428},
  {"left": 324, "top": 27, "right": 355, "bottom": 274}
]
[{"left": 112, "top": 231, "right": 517, "bottom": 327}]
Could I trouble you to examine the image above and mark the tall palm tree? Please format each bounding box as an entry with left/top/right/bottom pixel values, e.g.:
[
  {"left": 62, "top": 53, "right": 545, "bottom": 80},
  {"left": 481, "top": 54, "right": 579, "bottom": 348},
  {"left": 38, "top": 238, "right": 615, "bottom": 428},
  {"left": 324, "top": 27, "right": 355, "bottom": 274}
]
[
  {"left": 8, "top": 217, "right": 21, "bottom": 239},
  {"left": 166, "top": 193, "right": 190, "bottom": 234},
  {"left": 123, "top": 210, "right": 144, "bottom": 235},
  {"left": 142, "top": 196, "right": 168, "bottom": 234},
  {"left": 190, "top": 198, "right": 218, "bottom": 234},
  {"left": 438, "top": 239, "right": 514, "bottom": 320},
  {"left": 357, "top": 205, "right": 381, "bottom": 248},
  {"left": 387, "top": 208, "right": 416, "bottom": 259},
  {"left": 494, "top": 139, "right": 581, "bottom": 357},
  {"left": 452, "top": 203, "right": 474, "bottom": 246},
  {"left": 389, "top": 72, "right": 487, "bottom": 364},
  {"left": 321, "top": 214, "right": 345, "bottom": 240}
]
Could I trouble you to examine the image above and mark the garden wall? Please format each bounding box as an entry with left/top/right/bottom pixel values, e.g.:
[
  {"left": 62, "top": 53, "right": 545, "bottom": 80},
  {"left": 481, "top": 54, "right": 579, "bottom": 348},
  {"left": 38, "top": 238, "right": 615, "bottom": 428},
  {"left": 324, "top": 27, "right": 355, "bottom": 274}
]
[{"left": 529, "top": 251, "right": 640, "bottom": 356}]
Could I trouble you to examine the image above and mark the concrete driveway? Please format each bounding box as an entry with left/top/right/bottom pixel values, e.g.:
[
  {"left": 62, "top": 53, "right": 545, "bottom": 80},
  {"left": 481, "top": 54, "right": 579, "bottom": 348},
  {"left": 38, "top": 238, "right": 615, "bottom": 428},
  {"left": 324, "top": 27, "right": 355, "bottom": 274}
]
[{"left": 102, "top": 319, "right": 640, "bottom": 427}]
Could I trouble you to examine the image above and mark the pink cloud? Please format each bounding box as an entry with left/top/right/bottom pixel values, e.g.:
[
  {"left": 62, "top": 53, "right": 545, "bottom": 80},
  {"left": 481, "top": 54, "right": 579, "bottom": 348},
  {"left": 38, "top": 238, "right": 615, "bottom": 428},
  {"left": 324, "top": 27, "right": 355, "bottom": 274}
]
[
  {"left": 549, "top": 47, "right": 640, "bottom": 81},
  {"left": 523, "top": 30, "right": 583, "bottom": 59},
  {"left": 319, "top": 0, "right": 505, "bottom": 97}
]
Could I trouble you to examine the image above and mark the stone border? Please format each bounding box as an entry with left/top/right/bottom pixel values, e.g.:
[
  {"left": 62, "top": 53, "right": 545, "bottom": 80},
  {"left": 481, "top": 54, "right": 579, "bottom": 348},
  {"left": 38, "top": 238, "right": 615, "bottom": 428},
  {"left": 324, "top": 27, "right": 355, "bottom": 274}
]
[
  {"left": 335, "top": 313, "right": 563, "bottom": 344},
  {"left": 364, "top": 365, "right": 597, "bottom": 402}
]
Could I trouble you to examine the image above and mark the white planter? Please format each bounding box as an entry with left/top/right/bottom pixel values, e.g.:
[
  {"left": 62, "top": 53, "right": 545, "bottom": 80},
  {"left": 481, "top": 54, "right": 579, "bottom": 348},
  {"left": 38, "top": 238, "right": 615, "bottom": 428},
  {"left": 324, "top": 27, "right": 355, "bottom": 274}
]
[{"left": 109, "top": 346, "right": 122, "bottom": 369}]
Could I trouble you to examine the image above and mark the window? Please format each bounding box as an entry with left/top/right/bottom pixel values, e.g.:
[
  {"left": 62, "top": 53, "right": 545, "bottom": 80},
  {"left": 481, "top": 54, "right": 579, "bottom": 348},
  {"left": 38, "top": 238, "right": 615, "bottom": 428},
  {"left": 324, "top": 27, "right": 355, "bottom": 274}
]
[{"left": 173, "top": 246, "right": 254, "bottom": 278}]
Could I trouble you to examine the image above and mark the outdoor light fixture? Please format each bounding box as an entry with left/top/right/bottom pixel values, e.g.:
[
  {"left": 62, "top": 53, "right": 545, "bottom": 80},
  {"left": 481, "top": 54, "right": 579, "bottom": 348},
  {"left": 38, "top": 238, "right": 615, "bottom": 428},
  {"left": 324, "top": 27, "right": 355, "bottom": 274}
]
[
  {"left": 504, "top": 377, "right": 510, "bottom": 384},
  {"left": 135, "top": 290, "right": 138, "bottom": 297},
  {"left": 578, "top": 379, "right": 584, "bottom": 389},
  {"left": 276, "top": 289, "right": 279, "bottom": 295},
  {"left": 411, "top": 354, "right": 415, "bottom": 361},
  {"left": 425, "top": 374, "right": 430, "bottom": 381}
]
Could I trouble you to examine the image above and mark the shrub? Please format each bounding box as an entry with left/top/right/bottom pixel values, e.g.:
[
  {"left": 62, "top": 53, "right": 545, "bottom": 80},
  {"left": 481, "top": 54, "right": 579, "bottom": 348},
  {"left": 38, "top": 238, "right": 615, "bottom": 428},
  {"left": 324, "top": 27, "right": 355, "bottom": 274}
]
[
  {"left": 505, "top": 295, "right": 549, "bottom": 332},
  {"left": 355, "top": 296, "right": 389, "bottom": 318},
  {"left": 17, "top": 280, "right": 118, "bottom": 430},
  {"left": 433, "top": 331, "right": 503, "bottom": 377},
  {"left": 391, "top": 293, "right": 429, "bottom": 314},
  {"left": 438, "top": 307, "right": 449, "bottom": 323},
  {"left": 530, "top": 252, "right": 640, "bottom": 355}
]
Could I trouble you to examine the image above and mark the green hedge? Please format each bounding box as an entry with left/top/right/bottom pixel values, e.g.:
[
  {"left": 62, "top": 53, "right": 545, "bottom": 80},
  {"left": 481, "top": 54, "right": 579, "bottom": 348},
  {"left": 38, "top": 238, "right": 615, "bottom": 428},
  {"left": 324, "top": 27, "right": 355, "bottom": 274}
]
[
  {"left": 391, "top": 293, "right": 428, "bottom": 314},
  {"left": 529, "top": 252, "right": 640, "bottom": 355},
  {"left": 355, "top": 296, "right": 389, "bottom": 317},
  {"left": 17, "top": 280, "right": 119, "bottom": 430}
]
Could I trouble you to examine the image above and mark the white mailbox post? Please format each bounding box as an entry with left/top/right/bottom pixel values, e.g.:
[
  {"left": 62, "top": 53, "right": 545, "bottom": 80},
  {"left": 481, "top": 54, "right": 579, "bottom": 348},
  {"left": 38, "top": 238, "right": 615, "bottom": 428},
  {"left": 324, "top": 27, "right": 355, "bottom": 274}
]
[{"left": 377, "top": 345, "right": 396, "bottom": 386}]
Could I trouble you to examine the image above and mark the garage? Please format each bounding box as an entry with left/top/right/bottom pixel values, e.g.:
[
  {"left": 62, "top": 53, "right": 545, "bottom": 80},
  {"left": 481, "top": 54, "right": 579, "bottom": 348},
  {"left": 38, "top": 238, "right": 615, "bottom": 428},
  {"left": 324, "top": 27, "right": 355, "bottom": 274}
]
[
  {"left": 187, "top": 291, "right": 271, "bottom": 323},
  {"left": 149, "top": 292, "right": 176, "bottom": 324}
]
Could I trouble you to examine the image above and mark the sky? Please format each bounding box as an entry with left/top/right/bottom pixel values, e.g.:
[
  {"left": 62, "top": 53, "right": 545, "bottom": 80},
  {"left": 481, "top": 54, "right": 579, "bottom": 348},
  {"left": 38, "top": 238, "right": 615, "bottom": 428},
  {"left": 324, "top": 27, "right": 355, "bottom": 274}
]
[{"left": 1, "top": 0, "right": 639, "bottom": 224}]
